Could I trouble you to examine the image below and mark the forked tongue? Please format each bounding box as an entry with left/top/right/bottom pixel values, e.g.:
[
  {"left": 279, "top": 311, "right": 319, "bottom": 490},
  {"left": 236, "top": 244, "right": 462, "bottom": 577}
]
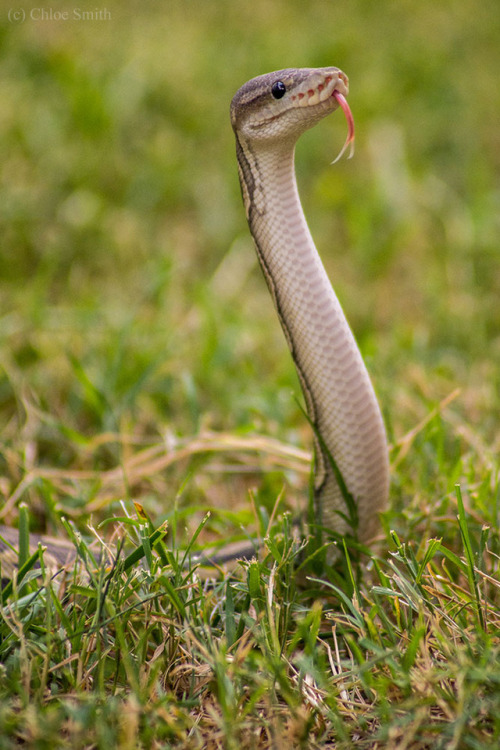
[{"left": 331, "top": 91, "right": 355, "bottom": 164}]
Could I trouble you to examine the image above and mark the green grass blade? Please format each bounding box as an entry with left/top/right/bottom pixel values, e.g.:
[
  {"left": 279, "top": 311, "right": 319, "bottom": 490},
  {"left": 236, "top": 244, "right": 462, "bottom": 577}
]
[{"left": 455, "top": 484, "right": 486, "bottom": 631}]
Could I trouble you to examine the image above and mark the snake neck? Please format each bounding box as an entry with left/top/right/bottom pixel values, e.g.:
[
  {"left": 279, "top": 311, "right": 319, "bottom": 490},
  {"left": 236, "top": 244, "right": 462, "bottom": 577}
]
[{"left": 236, "top": 135, "right": 390, "bottom": 543}]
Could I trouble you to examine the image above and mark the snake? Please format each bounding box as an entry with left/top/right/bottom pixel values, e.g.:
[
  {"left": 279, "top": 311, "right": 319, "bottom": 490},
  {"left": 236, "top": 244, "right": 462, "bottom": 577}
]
[
  {"left": 231, "top": 67, "right": 389, "bottom": 545},
  {"left": 0, "top": 66, "right": 389, "bottom": 579}
]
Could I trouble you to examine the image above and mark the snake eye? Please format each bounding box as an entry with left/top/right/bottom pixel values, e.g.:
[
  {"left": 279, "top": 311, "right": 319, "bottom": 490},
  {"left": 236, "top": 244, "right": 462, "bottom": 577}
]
[{"left": 271, "top": 81, "right": 286, "bottom": 99}]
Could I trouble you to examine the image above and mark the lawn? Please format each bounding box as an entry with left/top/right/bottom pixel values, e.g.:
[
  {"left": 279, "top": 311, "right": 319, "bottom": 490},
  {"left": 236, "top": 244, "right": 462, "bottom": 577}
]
[{"left": 0, "top": 0, "right": 499, "bottom": 747}]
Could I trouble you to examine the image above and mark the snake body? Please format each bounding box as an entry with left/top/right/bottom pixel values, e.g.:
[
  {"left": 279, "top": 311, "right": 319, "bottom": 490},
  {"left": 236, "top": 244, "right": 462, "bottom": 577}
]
[
  {"left": 231, "top": 67, "right": 389, "bottom": 542},
  {"left": 0, "top": 67, "right": 389, "bottom": 574}
]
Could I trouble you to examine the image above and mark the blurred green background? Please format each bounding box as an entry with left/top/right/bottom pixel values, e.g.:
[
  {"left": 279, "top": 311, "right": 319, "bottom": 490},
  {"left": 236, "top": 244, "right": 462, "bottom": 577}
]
[{"left": 0, "top": 0, "right": 498, "bottom": 533}]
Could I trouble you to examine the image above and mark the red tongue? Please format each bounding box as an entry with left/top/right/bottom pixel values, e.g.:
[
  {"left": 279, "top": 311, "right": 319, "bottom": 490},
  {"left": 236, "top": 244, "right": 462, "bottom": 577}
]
[{"left": 331, "top": 91, "right": 355, "bottom": 164}]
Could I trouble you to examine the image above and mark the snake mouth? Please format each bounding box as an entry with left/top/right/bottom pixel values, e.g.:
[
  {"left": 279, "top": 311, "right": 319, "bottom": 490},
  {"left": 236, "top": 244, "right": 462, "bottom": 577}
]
[
  {"left": 289, "top": 71, "right": 348, "bottom": 108},
  {"left": 290, "top": 72, "right": 354, "bottom": 162}
]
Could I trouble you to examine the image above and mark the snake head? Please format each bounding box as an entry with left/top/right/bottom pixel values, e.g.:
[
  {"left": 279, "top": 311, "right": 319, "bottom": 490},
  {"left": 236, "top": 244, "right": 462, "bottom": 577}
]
[{"left": 231, "top": 67, "right": 351, "bottom": 148}]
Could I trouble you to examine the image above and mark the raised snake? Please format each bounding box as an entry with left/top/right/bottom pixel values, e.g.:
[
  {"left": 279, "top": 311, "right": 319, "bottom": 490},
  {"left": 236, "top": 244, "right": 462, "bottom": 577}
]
[
  {"left": 0, "top": 66, "right": 389, "bottom": 578},
  {"left": 231, "top": 67, "right": 389, "bottom": 544}
]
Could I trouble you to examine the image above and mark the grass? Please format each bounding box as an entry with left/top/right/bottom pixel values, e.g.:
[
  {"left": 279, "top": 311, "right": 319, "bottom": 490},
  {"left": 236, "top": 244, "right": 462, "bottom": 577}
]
[{"left": 0, "top": 0, "right": 499, "bottom": 746}]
